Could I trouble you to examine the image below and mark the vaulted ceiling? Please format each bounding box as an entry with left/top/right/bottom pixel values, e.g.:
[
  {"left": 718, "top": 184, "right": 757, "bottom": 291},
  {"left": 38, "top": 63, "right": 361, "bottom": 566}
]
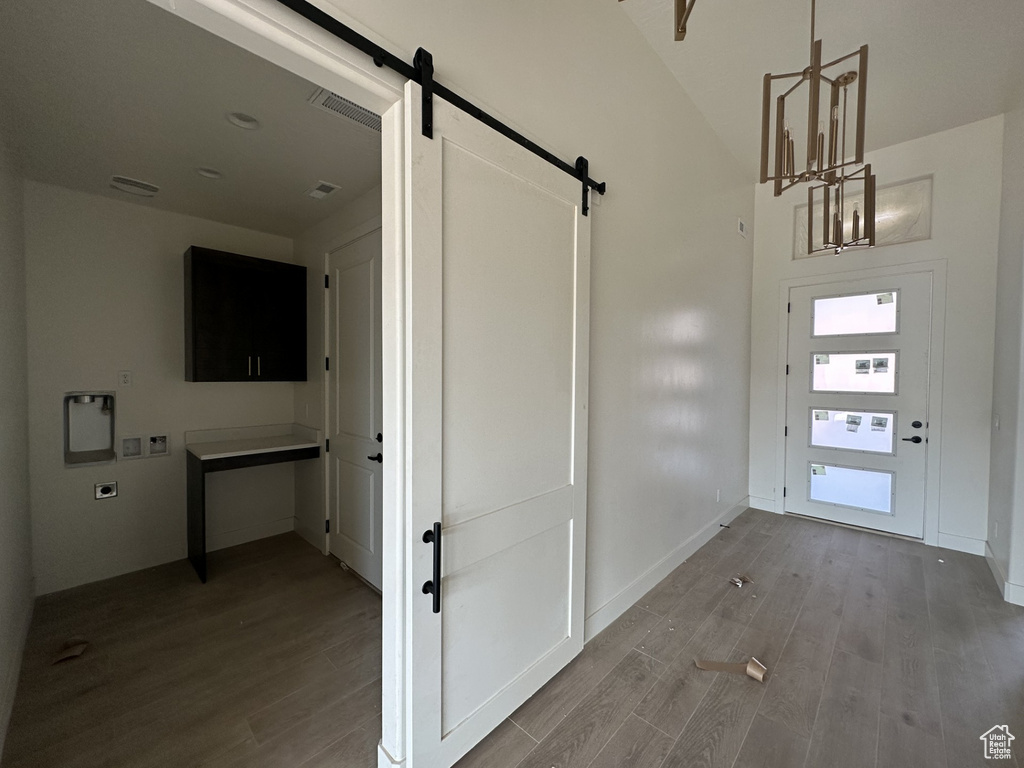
[{"left": 620, "top": 0, "right": 1024, "bottom": 177}]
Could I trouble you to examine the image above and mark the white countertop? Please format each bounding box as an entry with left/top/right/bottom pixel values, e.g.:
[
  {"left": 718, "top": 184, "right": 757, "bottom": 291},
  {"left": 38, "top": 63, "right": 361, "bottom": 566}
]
[
  {"left": 185, "top": 423, "right": 320, "bottom": 461},
  {"left": 186, "top": 434, "right": 319, "bottom": 461}
]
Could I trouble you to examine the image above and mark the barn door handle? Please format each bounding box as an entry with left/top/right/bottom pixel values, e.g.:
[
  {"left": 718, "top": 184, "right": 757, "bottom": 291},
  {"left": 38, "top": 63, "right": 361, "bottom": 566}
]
[
  {"left": 901, "top": 436, "right": 923, "bottom": 444},
  {"left": 421, "top": 522, "right": 441, "bottom": 614},
  {"left": 367, "top": 453, "right": 383, "bottom": 463}
]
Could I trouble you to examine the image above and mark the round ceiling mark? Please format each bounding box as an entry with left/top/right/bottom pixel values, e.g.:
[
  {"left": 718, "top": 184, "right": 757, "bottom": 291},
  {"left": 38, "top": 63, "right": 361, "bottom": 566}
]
[
  {"left": 196, "top": 167, "right": 223, "bottom": 180},
  {"left": 226, "top": 112, "right": 261, "bottom": 130}
]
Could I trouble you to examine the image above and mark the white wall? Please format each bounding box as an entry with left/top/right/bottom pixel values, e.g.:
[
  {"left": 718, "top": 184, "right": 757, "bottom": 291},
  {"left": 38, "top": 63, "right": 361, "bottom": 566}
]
[
  {"left": 24, "top": 181, "right": 299, "bottom": 595},
  {"left": 309, "top": 0, "right": 755, "bottom": 626},
  {"left": 750, "top": 116, "right": 1004, "bottom": 552},
  {"left": 292, "top": 183, "right": 382, "bottom": 550},
  {"left": 0, "top": 122, "right": 33, "bottom": 756},
  {"left": 989, "top": 107, "right": 1024, "bottom": 597}
]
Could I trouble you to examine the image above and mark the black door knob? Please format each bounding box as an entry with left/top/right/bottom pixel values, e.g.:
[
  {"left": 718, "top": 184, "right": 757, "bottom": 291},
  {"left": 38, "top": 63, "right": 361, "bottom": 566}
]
[
  {"left": 901, "top": 436, "right": 923, "bottom": 444},
  {"left": 911, "top": 420, "right": 923, "bottom": 429},
  {"left": 376, "top": 433, "right": 383, "bottom": 443},
  {"left": 367, "top": 453, "right": 383, "bottom": 463}
]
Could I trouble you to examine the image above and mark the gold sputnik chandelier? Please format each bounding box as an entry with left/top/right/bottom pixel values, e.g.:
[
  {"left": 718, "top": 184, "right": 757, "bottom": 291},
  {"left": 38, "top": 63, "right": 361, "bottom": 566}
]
[{"left": 760, "top": 0, "right": 876, "bottom": 254}]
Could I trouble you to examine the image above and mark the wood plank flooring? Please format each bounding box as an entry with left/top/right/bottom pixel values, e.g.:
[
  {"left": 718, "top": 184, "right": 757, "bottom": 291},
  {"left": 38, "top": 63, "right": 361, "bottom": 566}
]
[
  {"left": 463, "top": 510, "right": 1024, "bottom": 768},
  {"left": 4, "top": 511, "right": 1023, "bottom": 768},
  {"left": 1, "top": 534, "right": 382, "bottom": 768}
]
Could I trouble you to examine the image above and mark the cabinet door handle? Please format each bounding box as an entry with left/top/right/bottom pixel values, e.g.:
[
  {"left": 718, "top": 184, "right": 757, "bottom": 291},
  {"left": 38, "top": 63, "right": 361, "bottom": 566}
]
[
  {"left": 257, "top": 356, "right": 261, "bottom": 376},
  {"left": 248, "top": 356, "right": 252, "bottom": 376}
]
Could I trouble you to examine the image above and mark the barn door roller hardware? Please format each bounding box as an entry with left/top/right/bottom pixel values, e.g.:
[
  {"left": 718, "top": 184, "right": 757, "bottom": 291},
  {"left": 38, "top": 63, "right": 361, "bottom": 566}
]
[{"left": 274, "top": 0, "right": 606, "bottom": 214}]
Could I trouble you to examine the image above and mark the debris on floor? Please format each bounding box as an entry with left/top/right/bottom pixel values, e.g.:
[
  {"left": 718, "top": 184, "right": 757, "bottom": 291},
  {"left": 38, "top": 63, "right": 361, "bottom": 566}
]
[
  {"left": 52, "top": 638, "right": 89, "bottom": 665},
  {"left": 729, "top": 574, "right": 753, "bottom": 588},
  {"left": 695, "top": 656, "right": 768, "bottom": 683}
]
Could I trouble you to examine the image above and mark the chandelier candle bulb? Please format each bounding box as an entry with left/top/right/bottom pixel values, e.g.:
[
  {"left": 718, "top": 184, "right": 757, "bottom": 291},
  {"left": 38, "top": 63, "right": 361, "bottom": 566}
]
[
  {"left": 817, "top": 122, "right": 825, "bottom": 171},
  {"left": 782, "top": 121, "right": 792, "bottom": 177},
  {"left": 823, "top": 185, "right": 831, "bottom": 245},
  {"left": 852, "top": 207, "right": 861, "bottom": 240},
  {"left": 833, "top": 208, "right": 843, "bottom": 244},
  {"left": 787, "top": 135, "right": 796, "bottom": 177},
  {"left": 829, "top": 105, "right": 839, "bottom": 167}
]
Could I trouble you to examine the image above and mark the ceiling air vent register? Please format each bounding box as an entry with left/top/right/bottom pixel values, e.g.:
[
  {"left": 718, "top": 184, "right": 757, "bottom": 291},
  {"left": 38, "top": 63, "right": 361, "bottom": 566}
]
[
  {"left": 110, "top": 176, "right": 159, "bottom": 197},
  {"left": 308, "top": 88, "right": 382, "bottom": 133},
  {"left": 304, "top": 181, "right": 340, "bottom": 200}
]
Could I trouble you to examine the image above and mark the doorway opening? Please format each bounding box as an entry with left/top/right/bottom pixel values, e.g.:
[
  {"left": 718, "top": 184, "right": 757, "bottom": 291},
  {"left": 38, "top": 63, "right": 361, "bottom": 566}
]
[{"left": 0, "top": 0, "right": 386, "bottom": 763}]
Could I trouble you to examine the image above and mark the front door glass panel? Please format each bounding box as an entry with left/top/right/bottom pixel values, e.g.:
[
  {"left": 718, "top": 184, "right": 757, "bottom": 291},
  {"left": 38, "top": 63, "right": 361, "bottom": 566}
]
[
  {"left": 810, "top": 409, "right": 895, "bottom": 454},
  {"left": 813, "top": 291, "right": 899, "bottom": 336},
  {"left": 808, "top": 463, "right": 894, "bottom": 514},
  {"left": 812, "top": 352, "right": 897, "bottom": 394}
]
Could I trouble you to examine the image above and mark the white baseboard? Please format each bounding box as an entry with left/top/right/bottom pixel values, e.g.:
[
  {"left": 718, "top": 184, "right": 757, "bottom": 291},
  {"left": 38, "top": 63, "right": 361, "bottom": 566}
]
[
  {"left": 1, "top": 588, "right": 33, "bottom": 757},
  {"left": 583, "top": 498, "right": 750, "bottom": 641},
  {"left": 985, "top": 541, "right": 1024, "bottom": 607},
  {"left": 984, "top": 541, "right": 1007, "bottom": 597},
  {"left": 294, "top": 518, "right": 327, "bottom": 554},
  {"left": 1005, "top": 581, "right": 1024, "bottom": 607},
  {"left": 207, "top": 517, "right": 294, "bottom": 552},
  {"left": 748, "top": 495, "right": 773, "bottom": 512},
  {"left": 936, "top": 531, "right": 986, "bottom": 556}
]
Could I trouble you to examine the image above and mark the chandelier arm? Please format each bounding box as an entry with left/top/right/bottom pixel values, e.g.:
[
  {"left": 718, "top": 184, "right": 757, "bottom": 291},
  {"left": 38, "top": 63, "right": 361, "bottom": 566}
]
[
  {"left": 779, "top": 77, "right": 807, "bottom": 99},
  {"left": 770, "top": 69, "right": 812, "bottom": 81},
  {"left": 855, "top": 46, "right": 868, "bottom": 162},
  {"left": 806, "top": 39, "right": 822, "bottom": 175},
  {"left": 679, "top": 0, "right": 697, "bottom": 30},
  {"left": 821, "top": 49, "right": 862, "bottom": 70}
]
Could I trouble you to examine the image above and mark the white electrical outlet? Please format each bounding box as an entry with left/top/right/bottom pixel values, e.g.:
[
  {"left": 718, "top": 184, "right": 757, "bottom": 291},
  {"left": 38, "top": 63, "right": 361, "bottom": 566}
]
[
  {"left": 716, "top": 488, "right": 721, "bottom": 503},
  {"left": 118, "top": 370, "right": 132, "bottom": 387},
  {"left": 737, "top": 218, "right": 747, "bottom": 238}
]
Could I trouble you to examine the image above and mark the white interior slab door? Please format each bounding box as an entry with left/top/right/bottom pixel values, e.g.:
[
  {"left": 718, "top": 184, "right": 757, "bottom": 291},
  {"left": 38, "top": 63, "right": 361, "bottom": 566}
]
[
  {"left": 327, "top": 229, "right": 383, "bottom": 590},
  {"left": 404, "top": 81, "right": 591, "bottom": 767}
]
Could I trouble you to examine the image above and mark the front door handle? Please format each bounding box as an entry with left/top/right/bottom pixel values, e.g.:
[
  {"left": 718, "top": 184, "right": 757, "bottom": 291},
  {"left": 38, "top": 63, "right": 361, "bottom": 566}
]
[
  {"left": 422, "top": 522, "right": 441, "bottom": 614},
  {"left": 901, "top": 436, "right": 923, "bottom": 444},
  {"left": 367, "top": 453, "right": 383, "bottom": 463}
]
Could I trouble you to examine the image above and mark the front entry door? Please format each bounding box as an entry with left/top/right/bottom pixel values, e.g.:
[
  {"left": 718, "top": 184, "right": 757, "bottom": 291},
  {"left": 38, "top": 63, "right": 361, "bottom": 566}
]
[
  {"left": 404, "top": 81, "right": 591, "bottom": 767},
  {"left": 327, "top": 229, "right": 383, "bottom": 590},
  {"left": 785, "top": 272, "right": 932, "bottom": 537}
]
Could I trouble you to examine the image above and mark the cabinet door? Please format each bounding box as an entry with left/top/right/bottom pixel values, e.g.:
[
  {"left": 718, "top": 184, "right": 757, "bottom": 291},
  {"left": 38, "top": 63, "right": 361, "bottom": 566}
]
[
  {"left": 186, "top": 248, "right": 252, "bottom": 381},
  {"left": 250, "top": 260, "right": 307, "bottom": 381}
]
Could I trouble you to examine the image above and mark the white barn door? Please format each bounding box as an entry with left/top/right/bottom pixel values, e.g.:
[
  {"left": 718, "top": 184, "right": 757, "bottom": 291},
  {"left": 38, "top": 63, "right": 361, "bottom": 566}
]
[{"left": 404, "top": 81, "right": 591, "bottom": 767}]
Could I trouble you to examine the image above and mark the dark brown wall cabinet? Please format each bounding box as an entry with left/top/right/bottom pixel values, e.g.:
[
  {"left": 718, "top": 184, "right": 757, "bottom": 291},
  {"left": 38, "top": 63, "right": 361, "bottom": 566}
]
[{"left": 184, "top": 246, "right": 307, "bottom": 382}]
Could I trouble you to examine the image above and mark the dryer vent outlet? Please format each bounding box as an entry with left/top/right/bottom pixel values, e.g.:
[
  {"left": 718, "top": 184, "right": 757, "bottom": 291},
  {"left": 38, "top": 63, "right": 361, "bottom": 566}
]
[{"left": 95, "top": 482, "right": 118, "bottom": 500}]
